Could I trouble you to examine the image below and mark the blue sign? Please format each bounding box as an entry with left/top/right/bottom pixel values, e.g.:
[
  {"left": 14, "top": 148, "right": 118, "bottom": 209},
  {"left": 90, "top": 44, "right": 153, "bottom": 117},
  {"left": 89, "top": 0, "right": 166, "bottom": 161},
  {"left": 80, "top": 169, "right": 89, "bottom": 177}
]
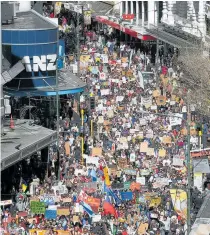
[
  {"left": 39, "top": 195, "right": 55, "bottom": 206},
  {"left": 45, "top": 210, "right": 57, "bottom": 219},
  {"left": 120, "top": 191, "right": 133, "bottom": 201}
]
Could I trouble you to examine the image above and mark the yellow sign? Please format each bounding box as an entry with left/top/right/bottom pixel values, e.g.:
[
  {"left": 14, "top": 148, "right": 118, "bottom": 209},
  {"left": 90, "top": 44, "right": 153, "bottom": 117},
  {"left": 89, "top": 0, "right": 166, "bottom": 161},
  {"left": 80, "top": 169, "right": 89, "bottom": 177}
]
[
  {"left": 149, "top": 197, "right": 161, "bottom": 207},
  {"left": 103, "top": 166, "right": 111, "bottom": 186}
]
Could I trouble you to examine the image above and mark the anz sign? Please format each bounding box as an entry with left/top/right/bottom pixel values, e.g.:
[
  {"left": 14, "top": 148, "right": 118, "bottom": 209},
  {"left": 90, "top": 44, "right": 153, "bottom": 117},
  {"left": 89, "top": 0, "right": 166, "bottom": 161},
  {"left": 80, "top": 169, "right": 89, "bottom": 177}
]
[{"left": 22, "top": 54, "right": 57, "bottom": 72}]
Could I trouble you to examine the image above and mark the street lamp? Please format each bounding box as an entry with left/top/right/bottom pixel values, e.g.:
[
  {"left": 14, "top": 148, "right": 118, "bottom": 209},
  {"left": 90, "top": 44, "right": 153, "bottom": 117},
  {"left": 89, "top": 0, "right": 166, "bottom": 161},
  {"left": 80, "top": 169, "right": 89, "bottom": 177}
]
[{"left": 141, "top": 110, "right": 191, "bottom": 234}]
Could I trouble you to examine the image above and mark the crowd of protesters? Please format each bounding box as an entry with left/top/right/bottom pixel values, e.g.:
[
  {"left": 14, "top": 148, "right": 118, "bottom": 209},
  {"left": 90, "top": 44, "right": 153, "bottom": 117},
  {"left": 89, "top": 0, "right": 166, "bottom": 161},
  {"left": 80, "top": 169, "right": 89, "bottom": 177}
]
[{"left": 2, "top": 14, "right": 210, "bottom": 235}]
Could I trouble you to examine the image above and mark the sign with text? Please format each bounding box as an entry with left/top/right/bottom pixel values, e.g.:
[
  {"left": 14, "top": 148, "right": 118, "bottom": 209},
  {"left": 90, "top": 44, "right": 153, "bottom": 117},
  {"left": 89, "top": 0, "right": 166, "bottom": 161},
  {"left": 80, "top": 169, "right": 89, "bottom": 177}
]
[{"left": 30, "top": 201, "right": 46, "bottom": 214}]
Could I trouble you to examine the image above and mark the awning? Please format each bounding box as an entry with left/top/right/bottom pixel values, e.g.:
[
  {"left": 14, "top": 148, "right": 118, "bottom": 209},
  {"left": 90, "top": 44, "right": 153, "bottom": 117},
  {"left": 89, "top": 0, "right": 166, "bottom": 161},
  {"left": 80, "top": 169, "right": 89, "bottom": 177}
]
[
  {"left": 95, "top": 16, "right": 156, "bottom": 41},
  {"left": 145, "top": 24, "right": 199, "bottom": 49},
  {"left": 4, "top": 69, "right": 87, "bottom": 97},
  {"left": 1, "top": 119, "right": 57, "bottom": 170}
]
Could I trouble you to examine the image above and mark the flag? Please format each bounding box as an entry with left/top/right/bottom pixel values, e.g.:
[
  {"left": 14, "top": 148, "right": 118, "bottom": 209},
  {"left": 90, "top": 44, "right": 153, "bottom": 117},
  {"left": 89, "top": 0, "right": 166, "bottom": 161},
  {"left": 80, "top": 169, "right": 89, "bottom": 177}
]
[
  {"left": 103, "top": 201, "right": 118, "bottom": 218},
  {"left": 103, "top": 166, "right": 111, "bottom": 186},
  {"left": 21, "top": 179, "right": 27, "bottom": 192},
  {"left": 80, "top": 201, "right": 95, "bottom": 217},
  {"left": 108, "top": 188, "right": 122, "bottom": 205},
  {"left": 90, "top": 169, "right": 97, "bottom": 182}
]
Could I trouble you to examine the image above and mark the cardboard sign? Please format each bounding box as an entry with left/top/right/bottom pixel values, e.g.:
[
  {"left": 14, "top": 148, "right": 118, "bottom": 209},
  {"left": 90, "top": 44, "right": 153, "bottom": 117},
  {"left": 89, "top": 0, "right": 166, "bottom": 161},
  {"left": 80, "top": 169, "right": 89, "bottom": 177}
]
[
  {"left": 153, "top": 90, "right": 160, "bottom": 97},
  {"left": 45, "top": 209, "right": 57, "bottom": 219},
  {"left": 73, "top": 215, "right": 79, "bottom": 223},
  {"left": 121, "top": 57, "right": 128, "bottom": 63},
  {"left": 65, "top": 142, "right": 70, "bottom": 156},
  {"left": 159, "top": 149, "right": 166, "bottom": 157},
  {"left": 162, "top": 136, "right": 172, "bottom": 144},
  {"left": 92, "top": 147, "right": 102, "bottom": 157},
  {"left": 18, "top": 211, "right": 28, "bottom": 217},
  {"left": 30, "top": 201, "right": 46, "bottom": 214},
  {"left": 61, "top": 197, "right": 72, "bottom": 203},
  {"left": 138, "top": 223, "right": 149, "bottom": 235},
  {"left": 140, "top": 142, "right": 148, "bottom": 152},
  {"left": 98, "top": 116, "right": 104, "bottom": 124},
  {"left": 57, "top": 207, "right": 70, "bottom": 216},
  {"left": 118, "top": 158, "right": 127, "bottom": 168},
  {"left": 156, "top": 95, "right": 166, "bottom": 106},
  {"left": 146, "top": 148, "right": 154, "bottom": 156}
]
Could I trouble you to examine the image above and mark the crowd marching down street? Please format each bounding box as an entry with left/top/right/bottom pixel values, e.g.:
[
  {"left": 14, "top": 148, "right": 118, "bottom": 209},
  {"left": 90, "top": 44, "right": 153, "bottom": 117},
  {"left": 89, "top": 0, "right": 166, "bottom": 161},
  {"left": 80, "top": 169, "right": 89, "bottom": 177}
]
[{"left": 1, "top": 28, "right": 210, "bottom": 235}]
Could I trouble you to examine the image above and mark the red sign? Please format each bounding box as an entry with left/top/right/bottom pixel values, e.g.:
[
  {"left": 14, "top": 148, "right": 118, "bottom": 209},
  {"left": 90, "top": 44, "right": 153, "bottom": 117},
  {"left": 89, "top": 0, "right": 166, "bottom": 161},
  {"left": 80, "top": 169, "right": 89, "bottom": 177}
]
[{"left": 122, "top": 14, "right": 135, "bottom": 20}]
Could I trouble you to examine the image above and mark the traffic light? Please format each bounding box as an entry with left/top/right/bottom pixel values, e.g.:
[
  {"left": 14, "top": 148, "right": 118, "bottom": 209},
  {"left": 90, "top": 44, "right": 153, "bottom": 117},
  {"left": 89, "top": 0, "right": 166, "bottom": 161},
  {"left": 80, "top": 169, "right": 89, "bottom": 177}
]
[{"left": 90, "top": 97, "right": 95, "bottom": 110}]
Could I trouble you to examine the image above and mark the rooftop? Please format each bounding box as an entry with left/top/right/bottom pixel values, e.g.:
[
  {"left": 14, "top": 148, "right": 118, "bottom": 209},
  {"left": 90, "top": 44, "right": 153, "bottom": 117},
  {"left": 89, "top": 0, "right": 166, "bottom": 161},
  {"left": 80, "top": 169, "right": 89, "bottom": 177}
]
[
  {"left": 1, "top": 10, "right": 57, "bottom": 30},
  {"left": 1, "top": 119, "right": 57, "bottom": 170}
]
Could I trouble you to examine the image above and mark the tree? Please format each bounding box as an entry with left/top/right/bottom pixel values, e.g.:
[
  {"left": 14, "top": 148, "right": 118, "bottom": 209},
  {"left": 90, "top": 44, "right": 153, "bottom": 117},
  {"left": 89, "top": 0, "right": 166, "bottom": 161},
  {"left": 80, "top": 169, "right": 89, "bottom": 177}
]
[{"left": 172, "top": 47, "right": 210, "bottom": 116}]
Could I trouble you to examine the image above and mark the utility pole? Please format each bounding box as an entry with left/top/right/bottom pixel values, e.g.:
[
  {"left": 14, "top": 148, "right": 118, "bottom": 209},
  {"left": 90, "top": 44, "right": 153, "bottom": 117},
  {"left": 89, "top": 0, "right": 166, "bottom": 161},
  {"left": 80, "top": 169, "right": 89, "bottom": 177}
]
[{"left": 187, "top": 98, "right": 191, "bottom": 234}]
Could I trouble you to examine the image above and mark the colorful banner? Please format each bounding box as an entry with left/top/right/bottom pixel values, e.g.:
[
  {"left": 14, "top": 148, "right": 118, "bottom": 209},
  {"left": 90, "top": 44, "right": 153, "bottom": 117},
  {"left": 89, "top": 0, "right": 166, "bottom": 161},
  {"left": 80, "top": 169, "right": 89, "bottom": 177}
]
[
  {"left": 57, "top": 207, "right": 70, "bottom": 216},
  {"left": 170, "top": 189, "right": 187, "bottom": 219}
]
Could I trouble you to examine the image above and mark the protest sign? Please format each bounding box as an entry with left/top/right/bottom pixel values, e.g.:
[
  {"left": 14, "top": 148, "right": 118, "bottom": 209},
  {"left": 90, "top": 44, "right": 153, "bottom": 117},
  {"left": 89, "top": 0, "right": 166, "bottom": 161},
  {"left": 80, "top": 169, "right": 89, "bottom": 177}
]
[
  {"left": 138, "top": 223, "right": 149, "bottom": 235},
  {"left": 146, "top": 148, "right": 154, "bottom": 156},
  {"left": 130, "top": 153, "right": 136, "bottom": 162},
  {"left": 101, "top": 89, "right": 110, "bottom": 96},
  {"left": 61, "top": 197, "right": 72, "bottom": 203},
  {"left": 92, "top": 214, "right": 102, "bottom": 222},
  {"left": 159, "top": 149, "right": 166, "bottom": 157},
  {"left": 30, "top": 201, "right": 46, "bottom": 214},
  {"left": 118, "top": 158, "right": 127, "bottom": 168},
  {"left": 162, "top": 136, "right": 172, "bottom": 144},
  {"left": 18, "top": 212, "right": 28, "bottom": 217},
  {"left": 103, "top": 166, "right": 111, "bottom": 186},
  {"left": 124, "top": 182, "right": 131, "bottom": 190},
  {"left": 121, "top": 57, "right": 128, "bottom": 63},
  {"left": 0, "top": 200, "right": 12, "bottom": 206},
  {"left": 112, "top": 182, "right": 124, "bottom": 190},
  {"left": 101, "top": 54, "right": 108, "bottom": 63},
  {"left": 97, "top": 116, "right": 104, "bottom": 124},
  {"left": 153, "top": 178, "right": 169, "bottom": 188},
  {"left": 156, "top": 95, "right": 167, "bottom": 106},
  {"left": 169, "top": 113, "right": 183, "bottom": 126},
  {"left": 99, "top": 72, "right": 106, "bottom": 80},
  {"left": 153, "top": 90, "right": 160, "bottom": 97},
  {"left": 45, "top": 209, "right": 57, "bottom": 219},
  {"left": 29, "top": 230, "right": 46, "bottom": 235},
  {"left": 120, "top": 191, "right": 133, "bottom": 201},
  {"left": 139, "top": 118, "right": 147, "bottom": 126},
  {"left": 140, "top": 142, "right": 148, "bottom": 152},
  {"left": 136, "top": 177, "right": 146, "bottom": 185},
  {"left": 52, "top": 184, "right": 68, "bottom": 195},
  {"left": 86, "top": 156, "right": 99, "bottom": 167},
  {"left": 149, "top": 197, "right": 161, "bottom": 207},
  {"left": 130, "top": 182, "right": 141, "bottom": 191},
  {"left": 140, "top": 169, "right": 150, "bottom": 176},
  {"left": 73, "top": 215, "right": 79, "bottom": 223},
  {"left": 57, "top": 207, "right": 70, "bottom": 216},
  {"left": 124, "top": 169, "right": 136, "bottom": 175},
  {"left": 141, "top": 96, "right": 152, "bottom": 108},
  {"left": 65, "top": 142, "right": 70, "bottom": 156},
  {"left": 145, "top": 129, "right": 153, "bottom": 139},
  {"left": 92, "top": 147, "right": 102, "bottom": 157},
  {"left": 172, "top": 157, "right": 184, "bottom": 166}
]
